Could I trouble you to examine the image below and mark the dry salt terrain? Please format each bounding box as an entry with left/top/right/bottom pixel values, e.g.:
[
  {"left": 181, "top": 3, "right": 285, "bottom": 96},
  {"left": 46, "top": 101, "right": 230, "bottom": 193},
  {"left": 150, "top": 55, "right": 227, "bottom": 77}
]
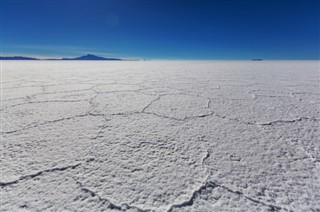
[{"left": 1, "top": 60, "right": 319, "bottom": 211}]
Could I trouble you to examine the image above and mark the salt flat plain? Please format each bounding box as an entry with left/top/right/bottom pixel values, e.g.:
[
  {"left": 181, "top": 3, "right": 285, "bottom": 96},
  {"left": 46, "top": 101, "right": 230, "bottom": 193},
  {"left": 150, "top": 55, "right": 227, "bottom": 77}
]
[{"left": 1, "top": 60, "right": 319, "bottom": 211}]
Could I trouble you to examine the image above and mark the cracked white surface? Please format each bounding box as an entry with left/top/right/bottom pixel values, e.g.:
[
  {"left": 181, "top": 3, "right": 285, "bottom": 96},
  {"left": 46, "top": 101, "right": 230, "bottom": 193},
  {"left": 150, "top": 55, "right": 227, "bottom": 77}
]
[{"left": 1, "top": 60, "right": 319, "bottom": 211}]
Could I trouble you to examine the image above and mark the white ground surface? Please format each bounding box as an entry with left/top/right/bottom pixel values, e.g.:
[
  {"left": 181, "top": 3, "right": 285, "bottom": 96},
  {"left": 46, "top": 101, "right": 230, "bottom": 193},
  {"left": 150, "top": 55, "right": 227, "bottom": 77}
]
[{"left": 1, "top": 60, "right": 319, "bottom": 211}]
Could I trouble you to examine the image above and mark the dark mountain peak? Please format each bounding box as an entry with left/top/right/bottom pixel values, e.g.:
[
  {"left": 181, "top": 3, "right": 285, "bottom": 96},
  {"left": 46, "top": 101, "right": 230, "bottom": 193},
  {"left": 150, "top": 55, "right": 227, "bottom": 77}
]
[
  {"left": 1, "top": 54, "right": 123, "bottom": 61},
  {"left": 63, "top": 54, "right": 122, "bottom": 61},
  {"left": 75, "top": 54, "right": 106, "bottom": 60}
]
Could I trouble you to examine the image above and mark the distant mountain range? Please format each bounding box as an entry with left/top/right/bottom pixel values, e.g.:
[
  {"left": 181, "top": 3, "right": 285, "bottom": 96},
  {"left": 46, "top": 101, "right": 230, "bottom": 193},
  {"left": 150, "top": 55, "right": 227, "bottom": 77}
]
[
  {"left": 62, "top": 54, "right": 122, "bottom": 60},
  {"left": 0, "top": 56, "right": 38, "bottom": 60},
  {"left": 0, "top": 54, "right": 123, "bottom": 61}
]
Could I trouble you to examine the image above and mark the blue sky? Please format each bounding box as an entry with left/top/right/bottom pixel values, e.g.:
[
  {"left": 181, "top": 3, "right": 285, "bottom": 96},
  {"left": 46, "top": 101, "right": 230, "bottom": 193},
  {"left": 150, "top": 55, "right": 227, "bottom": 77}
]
[{"left": 2, "top": 0, "right": 319, "bottom": 59}]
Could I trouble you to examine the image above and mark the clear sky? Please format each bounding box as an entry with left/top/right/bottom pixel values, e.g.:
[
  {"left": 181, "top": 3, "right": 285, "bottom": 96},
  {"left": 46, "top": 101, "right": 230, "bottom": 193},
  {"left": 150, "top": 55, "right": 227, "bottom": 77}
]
[{"left": 2, "top": 0, "right": 320, "bottom": 59}]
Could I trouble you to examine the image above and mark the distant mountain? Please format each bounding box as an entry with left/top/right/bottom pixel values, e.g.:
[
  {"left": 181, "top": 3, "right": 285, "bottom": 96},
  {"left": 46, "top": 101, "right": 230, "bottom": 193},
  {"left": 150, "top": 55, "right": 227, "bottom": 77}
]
[
  {"left": 62, "top": 54, "right": 122, "bottom": 60},
  {"left": 0, "top": 56, "right": 38, "bottom": 60},
  {"left": 0, "top": 54, "right": 123, "bottom": 61}
]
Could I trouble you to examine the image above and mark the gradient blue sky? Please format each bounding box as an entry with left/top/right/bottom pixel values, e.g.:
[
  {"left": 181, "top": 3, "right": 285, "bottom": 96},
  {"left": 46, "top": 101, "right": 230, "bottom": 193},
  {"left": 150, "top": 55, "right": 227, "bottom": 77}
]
[{"left": 2, "top": 0, "right": 320, "bottom": 59}]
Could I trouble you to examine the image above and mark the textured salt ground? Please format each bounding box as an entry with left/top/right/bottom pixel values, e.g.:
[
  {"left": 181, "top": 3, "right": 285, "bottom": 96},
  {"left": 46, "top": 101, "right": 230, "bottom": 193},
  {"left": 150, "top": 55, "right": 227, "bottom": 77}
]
[{"left": 1, "top": 60, "right": 319, "bottom": 211}]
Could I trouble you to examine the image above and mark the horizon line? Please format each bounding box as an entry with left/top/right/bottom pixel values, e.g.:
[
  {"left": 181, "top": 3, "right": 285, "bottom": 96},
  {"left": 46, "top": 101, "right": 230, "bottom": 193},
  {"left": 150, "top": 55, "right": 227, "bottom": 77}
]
[{"left": 1, "top": 54, "right": 319, "bottom": 61}]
